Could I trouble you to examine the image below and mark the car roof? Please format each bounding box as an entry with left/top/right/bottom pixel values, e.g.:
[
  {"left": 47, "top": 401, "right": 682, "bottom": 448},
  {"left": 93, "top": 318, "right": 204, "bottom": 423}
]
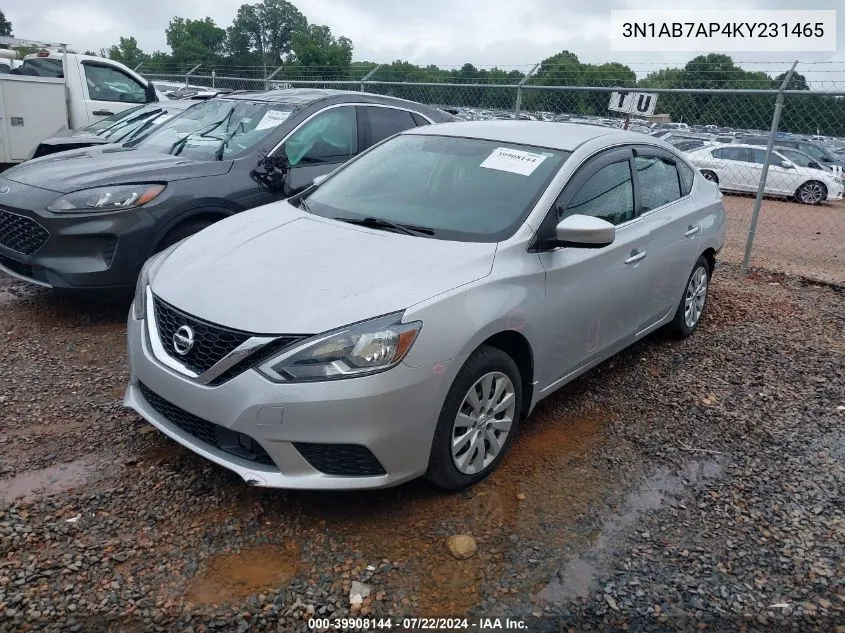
[{"left": 404, "top": 120, "right": 654, "bottom": 151}]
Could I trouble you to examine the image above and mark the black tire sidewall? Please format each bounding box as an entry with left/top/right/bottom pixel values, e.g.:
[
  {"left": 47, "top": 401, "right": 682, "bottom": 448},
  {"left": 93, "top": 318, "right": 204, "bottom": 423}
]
[{"left": 427, "top": 345, "right": 523, "bottom": 491}]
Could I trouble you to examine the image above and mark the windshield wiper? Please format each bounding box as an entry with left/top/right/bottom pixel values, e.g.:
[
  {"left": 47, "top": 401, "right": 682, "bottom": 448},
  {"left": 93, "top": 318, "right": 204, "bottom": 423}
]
[
  {"left": 214, "top": 121, "right": 246, "bottom": 160},
  {"left": 168, "top": 107, "right": 235, "bottom": 157},
  {"left": 334, "top": 216, "right": 435, "bottom": 236}
]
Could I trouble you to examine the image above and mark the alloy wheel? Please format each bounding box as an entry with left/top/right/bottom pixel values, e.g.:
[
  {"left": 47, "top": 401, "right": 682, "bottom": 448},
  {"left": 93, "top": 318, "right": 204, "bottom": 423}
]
[
  {"left": 799, "top": 182, "right": 825, "bottom": 204},
  {"left": 684, "top": 266, "right": 708, "bottom": 329},
  {"left": 451, "top": 371, "right": 516, "bottom": 475}
]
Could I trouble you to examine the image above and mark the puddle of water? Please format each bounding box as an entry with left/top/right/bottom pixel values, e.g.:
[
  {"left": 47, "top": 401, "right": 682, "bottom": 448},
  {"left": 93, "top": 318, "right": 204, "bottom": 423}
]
[
  {"left": 537, "top": 457, "right": 725, "bottom": 603},
  {"left": 0, "top": 457, "right": 102, "bottom": 503},
  {"left": 186, "top": 543, "right": 298, "bottom": 605}
]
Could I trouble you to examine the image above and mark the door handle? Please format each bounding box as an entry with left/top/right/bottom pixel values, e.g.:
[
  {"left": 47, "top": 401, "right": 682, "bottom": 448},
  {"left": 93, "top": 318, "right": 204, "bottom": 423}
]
[
  {"left": 684, "top": 225, "right": 700, "bottom": 237},
  {"left": 93, "top": 110, "right": 114, "bottom": 116},
  {"left": 624, "top": 250, "right": 647, "bottom": 265}
]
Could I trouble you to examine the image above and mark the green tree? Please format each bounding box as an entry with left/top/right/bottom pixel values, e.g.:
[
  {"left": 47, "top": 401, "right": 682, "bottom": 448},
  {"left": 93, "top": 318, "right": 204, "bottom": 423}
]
[
  {"left": 227, "top": 0, "right": 307, "bottom": 69},
  {"left": 0, "top": 10, "right": 12, "bottom": 37},
  {"left": 106, "top": 36, "right": 148, "bottom": 67},
  {"left": 166, "top": 16, "right": 226, "bottom": 67},
  {"left": 775, "top": 71, "right": 809, "bottom": 91},
  {"left": 289, "top": 24, "right": 352, "bottom": 79}
]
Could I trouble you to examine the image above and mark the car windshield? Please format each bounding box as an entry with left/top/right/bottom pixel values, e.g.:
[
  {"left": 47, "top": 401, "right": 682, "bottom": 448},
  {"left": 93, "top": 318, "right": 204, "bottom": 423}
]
[
  {"left": 106, "top": 107, "right": 188, "bottom": 144},
  {"left": 136, "top": 99, "right": 295, "bottom": 160},
  {"left": 302, "top": 134, "right": 569, "bottom": 242},
  {"left": 85, "top": 105, "right": 147, "bottom": 133}
]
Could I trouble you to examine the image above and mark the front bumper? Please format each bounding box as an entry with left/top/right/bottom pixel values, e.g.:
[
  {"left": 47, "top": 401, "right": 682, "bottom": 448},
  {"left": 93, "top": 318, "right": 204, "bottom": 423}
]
[
  {"left": 0, "top": 179, "right": 161, "bottom": 294},
  {"left": 124, "top": 312, "right": 462, "bottom": 490}
]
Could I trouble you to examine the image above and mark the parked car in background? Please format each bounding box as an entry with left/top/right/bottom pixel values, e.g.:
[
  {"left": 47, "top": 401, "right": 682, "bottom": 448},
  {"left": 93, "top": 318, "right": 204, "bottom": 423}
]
[
  {"left": 0, "top": 89, "right": 453, "bottom": 297},
  {"left": 124, "top": 121, "right": 725, "bottom": 491},
  {"left": 687, "top": 143, "right": 845, "bottom": 204},
  {"left": 27, "top": 99, "right": 199, "bottom": 159},
  {"left": 775, "top": 146, "right": 843, "bottom": 176},
  {"left": 736, "top": 135, "right": 845, "bottom": 171}
]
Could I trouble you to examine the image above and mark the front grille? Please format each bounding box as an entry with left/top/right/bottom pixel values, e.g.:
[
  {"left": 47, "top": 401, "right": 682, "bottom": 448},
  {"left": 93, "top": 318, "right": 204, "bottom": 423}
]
[
  {"left": 153, "top": 295, "right": 251, "bottom": 375},
  {"left": 139, "top": 382, "right": 276, "bottom": 468},
  {"left": 0, "top": 209, "right": 49, "bottom": 255},
  {"left": 293, "top": 442, "right": 386, "bottom": 477}
]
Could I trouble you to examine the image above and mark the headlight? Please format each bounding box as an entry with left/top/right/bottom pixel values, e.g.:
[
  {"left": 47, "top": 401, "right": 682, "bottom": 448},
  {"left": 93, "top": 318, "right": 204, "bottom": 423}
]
[
  {"left": 131, "top": 239, "right": 186, "bottom": 320},
  {"left": 257, "top": 313, "right": 422, "bottom": 382},
  {"left": 48, "top": 184, "right": 165, "bottom": 212}
]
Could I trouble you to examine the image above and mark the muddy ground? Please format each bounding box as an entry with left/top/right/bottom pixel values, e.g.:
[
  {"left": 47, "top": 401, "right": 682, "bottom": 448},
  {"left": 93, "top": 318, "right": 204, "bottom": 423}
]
[{"left": 0, "top": 263, "right": 843, "bottom": 633}]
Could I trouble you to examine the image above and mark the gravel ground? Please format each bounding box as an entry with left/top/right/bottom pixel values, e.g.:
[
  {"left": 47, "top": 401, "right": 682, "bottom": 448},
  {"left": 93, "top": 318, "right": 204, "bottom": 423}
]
[
  {"left": 719, "top": 195, "right": 844, "bottom": 286},
  {"left": 0, "top": 263, "right": 843, "bottom": 633}
]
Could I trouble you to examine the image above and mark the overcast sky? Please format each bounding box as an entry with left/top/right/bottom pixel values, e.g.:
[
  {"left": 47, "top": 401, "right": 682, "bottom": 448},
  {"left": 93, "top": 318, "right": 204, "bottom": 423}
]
[{"left": 4, "top": 0, "right": 844, "bottom": 83}]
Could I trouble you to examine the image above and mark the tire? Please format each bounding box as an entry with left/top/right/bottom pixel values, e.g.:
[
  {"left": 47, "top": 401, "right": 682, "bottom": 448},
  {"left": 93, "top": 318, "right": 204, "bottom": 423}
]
[
  {"left": 667, "top": 256, "right": 710, "bottom": 338},
  {"left": 156, "top": 219, "right": 217, "bottom": 252},
  {"left": 795, "top": 180, "right": 826, "bottom": 205},
  {"left": 701, "top": 170, "right": 718, "bottom": 185},
  {"left": 427, "top": 345, "right": 523, "bottom": 491}
]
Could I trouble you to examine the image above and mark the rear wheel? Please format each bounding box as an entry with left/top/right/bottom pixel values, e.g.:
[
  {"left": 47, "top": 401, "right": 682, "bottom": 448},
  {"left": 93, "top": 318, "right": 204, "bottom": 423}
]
[
  {"left": 795, "top": 181, "right": 826, "bottom": 205},
  {"left": 427, "top": 346, "right": 522, "bottom": 491},
  {"left": 667, "top": 256, "right": 710, "bottom": 338},
  {"left": 701, "top": 170, "right": 718, "bottom": 185}
]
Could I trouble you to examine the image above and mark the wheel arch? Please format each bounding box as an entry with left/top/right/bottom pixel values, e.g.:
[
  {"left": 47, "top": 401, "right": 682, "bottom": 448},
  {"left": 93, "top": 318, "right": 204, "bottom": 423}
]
[
  {"left": 149, "top": 204, "right": 240, "bottom": 256},
  {"left": 476, "top": 331, "right": 535, "bottom": 419}
]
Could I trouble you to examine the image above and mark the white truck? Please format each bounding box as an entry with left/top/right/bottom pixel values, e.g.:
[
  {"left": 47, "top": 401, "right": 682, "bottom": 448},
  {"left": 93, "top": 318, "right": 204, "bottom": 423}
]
[{"left": 0, "top": 38, "right": 165, "bottom": 164}]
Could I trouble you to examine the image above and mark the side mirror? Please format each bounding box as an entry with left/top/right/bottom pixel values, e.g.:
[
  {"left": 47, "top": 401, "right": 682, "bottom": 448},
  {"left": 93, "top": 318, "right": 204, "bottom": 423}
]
[
  {"left": 780, "top": 160, "right": 795, "bottom": 169},
  {"left": 555, "top": 214, "right": 615, "bottom": 249},
  {"left": 144, "top": 82, "right": 157, "bottom": 103},
  {"left": 312, "top": 173, "right": 330, "bottom": 187},
  {"left": 250, "top": 153, "right": 291, "bottom": 191}
]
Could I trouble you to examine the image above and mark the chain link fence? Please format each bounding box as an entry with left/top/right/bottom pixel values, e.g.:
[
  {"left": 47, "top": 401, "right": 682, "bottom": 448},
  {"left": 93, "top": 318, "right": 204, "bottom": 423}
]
[{"left": 145, "top": 64, "right": 845, "bottom": 286}]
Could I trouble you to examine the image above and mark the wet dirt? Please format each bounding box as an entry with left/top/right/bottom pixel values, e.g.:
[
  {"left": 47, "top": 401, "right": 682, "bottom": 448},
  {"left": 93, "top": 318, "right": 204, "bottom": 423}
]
[
  {"left": 537, "top": 457, "right": 725, "bottom": 603},
  {"left": 186, "top": 542, "right": 299, "bottom": 605},
  {"left": 0, "top": 456, "right": 104, "bottom": 503}
]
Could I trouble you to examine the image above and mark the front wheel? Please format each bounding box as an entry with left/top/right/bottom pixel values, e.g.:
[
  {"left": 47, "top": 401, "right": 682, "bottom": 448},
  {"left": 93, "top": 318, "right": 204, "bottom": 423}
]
[
  {"left": 427, "top": 346, "right": 522, "bottom": 491},
  {"left": 667, "top": 256, "right": 710, "bottom": 338},
  {"left": 795, "top": 181, "right": 826, "bottom": 205}
]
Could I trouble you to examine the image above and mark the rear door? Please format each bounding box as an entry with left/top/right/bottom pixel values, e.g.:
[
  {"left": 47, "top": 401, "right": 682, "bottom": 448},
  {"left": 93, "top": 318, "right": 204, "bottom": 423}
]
[{"left": 631, "top": 148, "right": 702, "bottom": 325}]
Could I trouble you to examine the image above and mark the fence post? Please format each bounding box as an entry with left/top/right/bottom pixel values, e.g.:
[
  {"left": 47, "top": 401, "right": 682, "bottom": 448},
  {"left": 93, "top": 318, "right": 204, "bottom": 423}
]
[
  {"left": 265, "top": 65, "right": 285, "bottom": 91},
  {"left": 740, "top": 61, "right": 797, "bottom": 276},
  {"left": 133, "top": 62, "right": 143, "bottom": 73},
  {"left": 211, "top": 70, "right": 216, "bottom": 89},
  {"left": 514, "top": 63, "right": 540, "bottom": 118},
  {"left": 360, "top": 65, "right": 382, "bottom": 92},
  {"left": 185, "top": 64, "right": 201, "bottom": 88}
]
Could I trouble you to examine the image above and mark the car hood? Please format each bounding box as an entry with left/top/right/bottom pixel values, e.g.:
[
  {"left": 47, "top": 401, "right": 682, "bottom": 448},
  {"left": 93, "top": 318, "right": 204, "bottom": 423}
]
[
  {"left": 152, "top": 203, "right": 497, "bottom": 334},
  {"left": 38, "top": 133, "right": 108, "bottom": 147},
  {"left": 3, "top": 146, "right": 233, "bottom": 193}
]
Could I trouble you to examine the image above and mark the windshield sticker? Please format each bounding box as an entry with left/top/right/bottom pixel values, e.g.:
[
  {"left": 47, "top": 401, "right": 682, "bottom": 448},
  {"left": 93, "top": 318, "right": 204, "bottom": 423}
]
[
  {"left": 480, "top": 147, "right": 548, "bottom": 176},
  {"left": 255, "top": 109, "right": 292, "bottom": 131}
]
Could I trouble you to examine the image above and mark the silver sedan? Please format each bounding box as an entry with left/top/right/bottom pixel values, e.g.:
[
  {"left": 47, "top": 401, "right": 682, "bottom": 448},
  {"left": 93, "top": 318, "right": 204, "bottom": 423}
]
[{"left": 124, "top": 121, "right": 726, "bottom": 491}]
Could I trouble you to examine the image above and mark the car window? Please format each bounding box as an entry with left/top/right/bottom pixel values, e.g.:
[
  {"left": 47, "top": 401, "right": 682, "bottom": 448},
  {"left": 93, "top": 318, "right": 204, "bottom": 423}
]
[
  {"left": 411, "top": 112, "right": 431, "bottom": 127},
  {"left": 558, "top": 160, "right": 634, "bottom": 226},
  {"left": 677, "top": 161, "right": 695, "bottom": 195},
  {"left": 635, "top": 156, "right": 682, "bottom": 211},
  {"left": 304, "top": 134, "right": 569, "bottom": 242},
  {"left": 778, "top": 149, "right": 813, "bottom": 168},
  {"left": 284, "top": 106, "right": 357, "bottom": 167},
  {"left": 797, "top": 143, "right": 825, "bottom": 160},
  {"left": 83, "top": 64, "right": 146, "bottom": 104},
  {"left": 20, "top": 58, "right": 63, "bottom": 77},
  {"left": 361, "top": 106, "right": 418, "bottom": 147},
  {"left": 749, "top": 149, "right": 769, "bottom": 165},
  {"left": 713, "top": 147, "right": 749, "bottom": 162}
]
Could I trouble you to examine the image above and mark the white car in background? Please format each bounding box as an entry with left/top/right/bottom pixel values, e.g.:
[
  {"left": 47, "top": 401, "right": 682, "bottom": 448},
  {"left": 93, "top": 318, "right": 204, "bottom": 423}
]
[{"left": 687, "top": 143, "right": 845, "bottom": 205}]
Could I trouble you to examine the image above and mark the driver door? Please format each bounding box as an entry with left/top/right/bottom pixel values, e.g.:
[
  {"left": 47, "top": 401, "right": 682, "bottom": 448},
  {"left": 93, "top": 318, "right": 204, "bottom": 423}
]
[
  {"left": 80, "top": 62, "right": 148, "bottom": 126},
  {"left": 262, "top": 105, "right": 359, "bottom": 202}
]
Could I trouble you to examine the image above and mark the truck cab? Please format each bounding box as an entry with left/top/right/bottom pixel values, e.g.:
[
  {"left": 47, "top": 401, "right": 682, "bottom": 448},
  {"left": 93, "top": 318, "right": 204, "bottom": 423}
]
[{"left": 0, "top": 40, "right": 164, "bottom": 164}]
